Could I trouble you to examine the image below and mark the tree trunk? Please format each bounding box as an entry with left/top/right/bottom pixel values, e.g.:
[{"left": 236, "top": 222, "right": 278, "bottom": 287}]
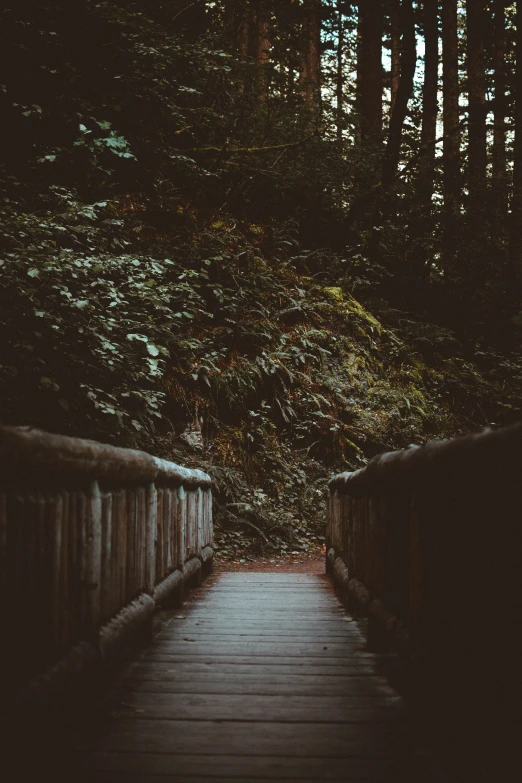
[
  {"left": 253, "top": 1, "right": 271, "bottom": 101},
  {"left": 238, "top": 4, "right": 250, "bottom": 58},
  {"left": 510, "top": 0, "right": 522, "bottom": 282},
  {"left": 223, "top": 1, "right": 238, "bottom": 49},
  {"left": 467, "top": 0, "right": 487, "bottom": 216},
  {"left": 442, "top": 0, "right": 460, "bottom": 278},
  {"left": 382, "top": 0, "right": 416, "bottom": 191},
  {"left": 492, "top": 0, "right": 507, "bottom": 214},
  {"left": 416, "top": 0, "right": 438, "bottom": 223},
  {"left": 355, "top": 5, "right": 364, "bottom": 140},
  {"left": 365, "top": 0, "right": 415, "bottom": 258},
  {"left": 389, "top": 0, "right": 401, "bottom": 116},
  {"left": 300, "top": 0, "right": 322, "bottom": 111},
  {"left": 336, "top": 0, "right": 344, "bottom": 141},
  {"left": 358, "top": 0, "right": 383, "bottom": 144}
]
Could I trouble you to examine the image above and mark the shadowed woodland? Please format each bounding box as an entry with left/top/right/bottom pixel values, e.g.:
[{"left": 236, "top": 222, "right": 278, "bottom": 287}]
[{"left": 1, "top": 0, "right": 521, "bottom": 559}]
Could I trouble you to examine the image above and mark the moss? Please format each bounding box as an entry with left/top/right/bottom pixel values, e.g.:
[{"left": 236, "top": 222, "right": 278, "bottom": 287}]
[
  {"left": 322, "top": 286, "right": 344, "bottom": 303},
  {"left": 345, "top": 296, "right": 382, "bottom": 332}
]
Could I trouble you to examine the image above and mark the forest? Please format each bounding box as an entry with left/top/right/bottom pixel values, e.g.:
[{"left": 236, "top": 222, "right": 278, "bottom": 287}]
[{"left": 1, "top": 0, "right": 521, "bottom": 559}]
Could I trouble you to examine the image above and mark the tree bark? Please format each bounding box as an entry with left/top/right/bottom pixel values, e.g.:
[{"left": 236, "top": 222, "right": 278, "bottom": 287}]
[
  {"left": 442, "top": 0, "right": 461, "bottom": 277},
  {"left": 223, "top": 0, "right": 251, "bottom": 55},
  {"left": 253, "top": 0, "right": 271, "bottom": 101},
  {"left": 389, "top": 0, "right": 401, "bottom": 116},
  {"left": 510, "top": 0, "right": 522, "bottom": 280},
  {"left": 416, "top": 0, "right": 438, "bottom": 222},
  {"left": 336, "top": 0, "right": 344, "bottom": 141},
  {"left": 300, "top": 0, "right": 322, "bottom": 111},
  {"left": 382, "top": 0, "right": 416, "bottom": 191},
  {"left": 358, "top": 0, "right": 383, "bottom": 144},
  {"left": 238, "top": 4, "right": 250, "bottom": 58},
  {"left": 467, "top": 0, "right": 487, "bottom": 216},
  {"left": 365, "top": 0, "right": 415, "bottom": 257},
  {"left": 492, "top": 0, "right": 507, "bottom": 214}
]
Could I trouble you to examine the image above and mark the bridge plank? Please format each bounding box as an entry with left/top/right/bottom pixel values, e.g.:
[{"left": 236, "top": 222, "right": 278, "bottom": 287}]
[
  {"left": 87, "top": 751, "right": 406, "bottom": 781},
  {"left": 82, "top": 717, "right": 420, "bottom": 756},
  {"left": 136, "top": 658, "right": 377, "bottom": 671},
  {"left": 123, "top": 654, "right": 381, "bottom": 667},
  {"left": 107, "top": 692, "right": 404, "bottom": 722},
  {"left": 121, "top": 676, "right": 396, "bottom": 697},
  {"left": 82, "top": 572, "right": 436, "bottom": 780}
]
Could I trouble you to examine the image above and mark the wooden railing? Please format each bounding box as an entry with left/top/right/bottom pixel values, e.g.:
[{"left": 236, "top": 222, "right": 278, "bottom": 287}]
[
  {"left": 0, "top": 426, "right": 213, "bottom": 704},
  {"left": 327, "top": 423, "right": 522, "bottom": 717}
]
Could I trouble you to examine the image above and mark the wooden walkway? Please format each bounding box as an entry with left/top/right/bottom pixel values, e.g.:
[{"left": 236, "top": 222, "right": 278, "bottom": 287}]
[{"left": 82, "top": 572, "right": 438, "bottom": 782}]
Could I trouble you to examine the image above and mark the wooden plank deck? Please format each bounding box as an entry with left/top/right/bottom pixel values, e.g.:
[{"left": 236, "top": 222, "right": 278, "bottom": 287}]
[{"left": 80, "top": 572, "right": 439, "bottom": 782}]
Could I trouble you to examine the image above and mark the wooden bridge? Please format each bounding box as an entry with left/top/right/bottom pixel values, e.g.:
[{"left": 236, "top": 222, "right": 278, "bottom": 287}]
[{"left": 1, "top": 423, "right": 521, "bottom": 782}]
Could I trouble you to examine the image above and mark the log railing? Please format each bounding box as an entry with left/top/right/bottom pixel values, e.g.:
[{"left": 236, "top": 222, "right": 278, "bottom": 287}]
[
  {"left": 0, "top": 426, "right": 213, "bottom": 704},
  {"left": 327, "top": 423, "right": 522, "bottom": 717}
]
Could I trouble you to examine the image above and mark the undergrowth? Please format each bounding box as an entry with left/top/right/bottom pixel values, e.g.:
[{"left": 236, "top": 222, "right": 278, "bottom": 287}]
[{"left": 1, "top": 194, "right": 521, "bottom": 559}]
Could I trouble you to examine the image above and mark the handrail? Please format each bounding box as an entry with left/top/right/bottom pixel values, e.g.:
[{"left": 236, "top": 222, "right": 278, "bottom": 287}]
[
  {"left": 327, "top": 423, "right": 522, "bottom": 717},
  {"left": 0, "top": 425, "right": 213, "bottom": 704}
]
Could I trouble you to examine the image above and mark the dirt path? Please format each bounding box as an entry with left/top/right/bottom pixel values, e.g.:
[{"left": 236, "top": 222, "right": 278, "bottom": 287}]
[{"left": 213, "top": 548, "right": 325, "bottom": 574}]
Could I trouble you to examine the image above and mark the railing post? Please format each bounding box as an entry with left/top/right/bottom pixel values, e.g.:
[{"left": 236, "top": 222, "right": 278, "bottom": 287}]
[
  {"left": 196, "top": 486, "right": 203, "bottom": 555},
  {"left": 80, "top": 481, "right": 102, "bottom": 636},
  {"left": 177, "top": 485, "right": 186, "bottom": 568},
  {"left": 99, "top": 490, "right": 113, "bottom": 625},
  {"left": 145, "top": 483, "right": 157, "bottom": 595}
]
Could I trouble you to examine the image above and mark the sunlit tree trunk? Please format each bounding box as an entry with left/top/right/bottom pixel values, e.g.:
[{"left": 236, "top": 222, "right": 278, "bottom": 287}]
[
  {"left": 492, "top": 0, "right": 507, "bottom": 214},
  {"left": 300, "top": 0, "right": 322, "bottom": 111},
  {"left": 467, "top": 0, "right": 487, "bottom": 216},
  {"left": 442, "top": 0, "right": 460, "bottom": 277},
  {"left": 357, "top": 0, "right": 383, "bottom": 144}
]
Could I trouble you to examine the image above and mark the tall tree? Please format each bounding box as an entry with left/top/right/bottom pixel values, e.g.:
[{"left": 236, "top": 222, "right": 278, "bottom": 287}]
[
  {"left": 442, "top": 0, "right": 461, "bottom": 277},
  {"left": 336, "top": 0, "right": 345, "bottom": 141},
  {"left": 357, "top": 0, "right": 383, "bottom": 144},
  {"left": 389, "top": 0, "right": 401, "bottom": 116},
  {"left": 382, "top": 0, "right": 416, "bottom": 191},
  {"left": 492, "top": 0, "right": 507, "bottom": 214},
  {"left": 467, "top": 0, "right": 488, "bottom": 215},
  {"left": 237, "top": 4, "right": 251, "bottom": 58},
  {"left": 300, "top": 0, "right": 322, "bottom": 110},
  {"left": 253, "top": 0, "right": 271, "bottom": 100},
  {"left": 365, "top": 0, "right": 415, "bottom": 257},
  {"left": 416, "top": 0, "right": 438, "bottom": 229},
  {"left": 511, "top": 0, "right": 522, "bottom": 279}
]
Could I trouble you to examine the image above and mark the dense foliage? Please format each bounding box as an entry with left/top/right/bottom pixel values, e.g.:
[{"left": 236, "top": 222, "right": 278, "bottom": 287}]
[{"left": 1, "top": 1, "right": 521, "bottom": 558}]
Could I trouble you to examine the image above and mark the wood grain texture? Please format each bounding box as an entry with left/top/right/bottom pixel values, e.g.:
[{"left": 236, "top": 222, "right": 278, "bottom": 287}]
[{"left": 81, "top": 572, "right": 438, "bottom": 781}]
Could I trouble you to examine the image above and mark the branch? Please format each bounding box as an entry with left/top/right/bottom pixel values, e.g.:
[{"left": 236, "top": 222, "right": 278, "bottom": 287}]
[
  {"left": 186, "top": 134, "right": 318, "bottom": 155},
  {"left": 223, "top": 506, "right": 270, "bottom": 543},
  {"left": 168, "top": 1, "right": 203, "bottom": 23}
]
